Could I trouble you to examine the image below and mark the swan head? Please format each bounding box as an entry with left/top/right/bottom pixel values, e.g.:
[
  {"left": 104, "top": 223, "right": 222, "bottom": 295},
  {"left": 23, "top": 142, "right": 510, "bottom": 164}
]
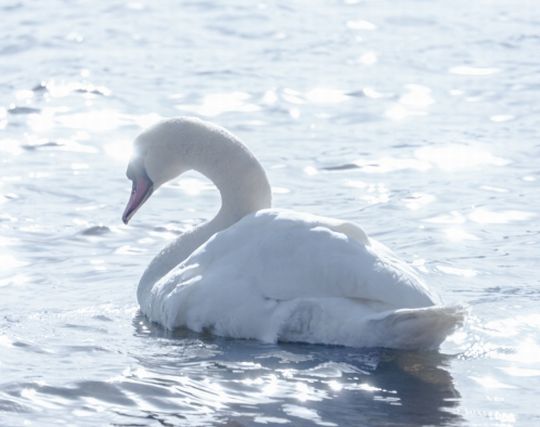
[
  {"left": 122, "top": 116, "right": 272, "bottom": 225},
  {"left": 122, "top": 118, "right": 201, "bottom": 224}
]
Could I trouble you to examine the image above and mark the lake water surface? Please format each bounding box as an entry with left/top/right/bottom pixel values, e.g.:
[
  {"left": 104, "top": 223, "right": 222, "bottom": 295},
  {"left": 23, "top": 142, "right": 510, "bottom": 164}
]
[{"left": 1, "top": 0, "right": 539, "bottom": 425}]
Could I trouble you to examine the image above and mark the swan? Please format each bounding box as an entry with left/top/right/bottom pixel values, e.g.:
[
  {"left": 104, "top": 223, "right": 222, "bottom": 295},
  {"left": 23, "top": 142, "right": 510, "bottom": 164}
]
[{"left": 122, "top": 117, "right": 463, "bottom": 350}]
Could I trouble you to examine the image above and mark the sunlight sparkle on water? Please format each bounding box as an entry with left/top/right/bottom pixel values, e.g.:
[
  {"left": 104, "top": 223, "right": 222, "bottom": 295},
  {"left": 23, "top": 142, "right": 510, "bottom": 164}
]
[
  {"left": 2, "top": 1, "right": 539, "bottom": 426},
  {"left": 0, "top": 335, "right": 13, "bottom": 348},
  {"left": 177, "top": 92, "right": 260, "bottom": 117},
  {"left": 415, "top": 145, "right": 508, "bottom": 171},
  {"left": 358, "top": 51, "right": 378, "bottom": 65},
  {"left": 173, "top": 177, "right": 214, "bottom": 196},
  {"left": 490, "top": 114, "right": 514, "bottom": 123},
  {"left": 283, "top": 404, "right": 337, "bottom": 427},
  {"left": 385, "top": 84, "right": 433, "bottom": 120},
  {"left": 262, "top": 89, "right": 278, "bottom": 105},
  {"left": 15, "top": 89, "right": 34, "bottom": 100},
  {"left": 402, "top": 192, "right": 435, "bottom": 210},
  {"left": 443, "top": 227, "right": 480, "bottom": 242},
  {"left": 353, "top": 157, "right": 430, "bottom": 173},
  {"left": 262, "top": 374, "right": 279, "bottom": 396},
  {"left": 0, "top": 253, "right": 25, "bottom": 270},
  {"left": 253, "top": 416, "right": 289, "bottom": 424},
  {"left": 362, "top": 87, "right": 385, "bottom": 99},
  {"left": 305, "top": 88, "right": 349, "bottom": 104},
  {"left": 289, "top": 108, "right": 301, "bottom": 119},
  {"left": 358, "top": 383, "right": 382, "bottom": 392},
  {"left": 484, "top": 316, "right": 540, "bottom": 346},
  {"left": 426, "top": 211, "right": 466, "bottom": 225},
  {"left": 470, "top": 376, "right": 515, "bottom": 389},
  {"left": 449, "top": 66, "right": 500, "bottom": 76},
  {"left": 0, "top": 139, "right": 22, "bottom": 155},
  {"left": 303, "top": 166, "right": 318, "bottom": 176},
  {"left": 57, "top": 110, "right": 124, "bottom": 132},
  {"left": 344, "top": 179, "right": 368, "bottom": 189},
  {"left": 282, "top": 88, "right": 304, "bottom": 105},
  {"left": 272, "top": 186, "right": 291, "bottom": 194},
  {"left": 500, "top": 366, "right": 540, "bottom": 377},
  {"left": 42, "top": 80, "right": 111, "bottom": 97},
  {"left": 27, "top": 108, "right": 57, "bottom": 133},
  {"left": 342, "top": 180, "right": 390, "bottom": 203},
  {"left": 437, "top": 265, "right": 477, "bottom": 278},
  {"left": 361, "top": 183, "right": 389, "bottom": 205},
  {"left": 0, "top": 107, "right": 6, "bottom": 128},
  {"left": 399, "top": 85, "right": 434, "bottom": 108},
  {"left": 346, "top": 19, "right": 377, "bottom": 31},
  {"left": 469, "top": 208, "right": 535, "bottom": 225},
  {"left": 327, "top": 380, "right": 343, "bottom": 391},
  {"left": 104, "top": 140, "right": 133, "bottom": 163}
]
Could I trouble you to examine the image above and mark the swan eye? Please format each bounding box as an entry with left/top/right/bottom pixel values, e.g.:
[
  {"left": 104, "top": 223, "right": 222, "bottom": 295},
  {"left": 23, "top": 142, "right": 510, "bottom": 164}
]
[{"left": 126, "top": 157, "right": 143, "bottom": 180}]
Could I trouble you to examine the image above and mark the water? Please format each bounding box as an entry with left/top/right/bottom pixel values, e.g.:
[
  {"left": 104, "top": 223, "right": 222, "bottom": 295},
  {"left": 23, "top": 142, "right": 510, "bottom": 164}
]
[{"left": 1, "top": 0, "right": 539, "bottom": 425}]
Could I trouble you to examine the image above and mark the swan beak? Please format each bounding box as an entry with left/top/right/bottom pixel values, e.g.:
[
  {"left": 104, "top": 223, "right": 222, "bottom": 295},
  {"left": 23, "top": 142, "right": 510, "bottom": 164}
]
[{"left": 122, "top": 172, "right": 154, "bottom": 224}]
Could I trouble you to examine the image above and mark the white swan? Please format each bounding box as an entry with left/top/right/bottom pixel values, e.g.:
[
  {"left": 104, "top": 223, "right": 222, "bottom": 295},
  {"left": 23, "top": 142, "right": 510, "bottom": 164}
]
[{"left": 122, "top": 117, "right": 463, "bottom": 350}]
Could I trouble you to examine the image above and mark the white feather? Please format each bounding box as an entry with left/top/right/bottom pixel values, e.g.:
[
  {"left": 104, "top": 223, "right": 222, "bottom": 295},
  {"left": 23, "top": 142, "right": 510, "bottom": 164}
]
[{"left": 128, "top": 118, "right": 463, "bottom": 349}]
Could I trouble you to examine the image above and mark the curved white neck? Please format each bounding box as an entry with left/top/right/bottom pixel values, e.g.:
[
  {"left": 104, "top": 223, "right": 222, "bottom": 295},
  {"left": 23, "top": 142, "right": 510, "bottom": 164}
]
[
  {"left": 190, "top": 128, "right": 272, "bottom": 227},
  {"left": 138, "top": 128, "right": 272, "bottom": 299}
]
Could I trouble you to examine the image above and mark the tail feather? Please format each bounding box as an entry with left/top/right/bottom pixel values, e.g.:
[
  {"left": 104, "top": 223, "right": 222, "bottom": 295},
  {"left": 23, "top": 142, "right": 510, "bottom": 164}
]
[
  {"left": 275, "top": 299, "right": 465, "bottom": 350},
  {"left": 368, "top": 305, "right": 466, "bottom": 350}
]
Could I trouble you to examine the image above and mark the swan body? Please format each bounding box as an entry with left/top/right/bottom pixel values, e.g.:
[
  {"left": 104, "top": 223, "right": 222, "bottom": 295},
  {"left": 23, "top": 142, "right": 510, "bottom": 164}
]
[{"left": 123, "top": 117, "right": 463, "bottom": 349}]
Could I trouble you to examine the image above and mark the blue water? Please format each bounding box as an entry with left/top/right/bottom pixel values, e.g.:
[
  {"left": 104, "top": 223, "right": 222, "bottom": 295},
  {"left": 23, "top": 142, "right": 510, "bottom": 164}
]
[{"left": 1, "top": 0, "right": 539, "bottom": 425}]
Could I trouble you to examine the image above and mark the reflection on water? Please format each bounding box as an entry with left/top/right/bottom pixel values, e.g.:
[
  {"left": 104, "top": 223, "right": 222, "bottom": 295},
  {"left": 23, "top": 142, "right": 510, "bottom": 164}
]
[
  {"left": 1, "top": 0, "right": 539, "bottom": 425},
  {"left": 124, "top": 316, "right": 462, "bottom": 427}
]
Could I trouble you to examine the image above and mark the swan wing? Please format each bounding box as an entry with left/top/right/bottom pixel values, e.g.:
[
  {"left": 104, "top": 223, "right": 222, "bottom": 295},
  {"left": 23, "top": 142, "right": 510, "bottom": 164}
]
[
  {"left": 140, "top": 209, "right": 458, "bottom": 347},
  {"left": 171, "top": 209, "right": 435, "bottom": 309}
]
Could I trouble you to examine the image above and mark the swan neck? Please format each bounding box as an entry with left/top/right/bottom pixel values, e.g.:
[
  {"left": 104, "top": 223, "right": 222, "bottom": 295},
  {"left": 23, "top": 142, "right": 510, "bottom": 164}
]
[
  {"left": 138, "top": 130, "right": 271, "bottom": 299},
  {"left": 189, "top": 131, "right": 272, "bottom": 228}
]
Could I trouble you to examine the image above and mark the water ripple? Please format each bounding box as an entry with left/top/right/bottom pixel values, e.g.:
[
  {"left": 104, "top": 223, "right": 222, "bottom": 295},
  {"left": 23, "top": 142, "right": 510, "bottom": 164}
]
[{"left": 1, "top": 0, "right": 538, "bottom": 426}]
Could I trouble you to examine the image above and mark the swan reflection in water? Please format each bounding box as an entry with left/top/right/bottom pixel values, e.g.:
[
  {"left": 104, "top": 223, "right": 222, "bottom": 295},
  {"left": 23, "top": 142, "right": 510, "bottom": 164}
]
[{"left": 126, "top": 314, "right": 462, "bottom": 427}]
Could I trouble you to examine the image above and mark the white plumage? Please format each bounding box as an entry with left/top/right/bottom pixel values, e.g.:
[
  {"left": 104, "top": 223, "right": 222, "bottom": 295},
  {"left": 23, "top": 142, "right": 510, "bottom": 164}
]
[{"left": 123, "top": 117, "right": 463, "bottom": 350}]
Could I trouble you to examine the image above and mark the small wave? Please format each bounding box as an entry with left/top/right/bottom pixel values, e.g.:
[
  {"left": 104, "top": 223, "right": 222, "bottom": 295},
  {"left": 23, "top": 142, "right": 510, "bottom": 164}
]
[
  {"left": 321, "top": 163, "right": 359, "bottom": 171},
  {"left": 7, "top": 106, "right": 40, "bottom": 115},
  {"left": 80, "top": 225, "right": 111, "bottom": 236},
  {"left": 21, "top": 141, "right": 63, "bottom": 151}
]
